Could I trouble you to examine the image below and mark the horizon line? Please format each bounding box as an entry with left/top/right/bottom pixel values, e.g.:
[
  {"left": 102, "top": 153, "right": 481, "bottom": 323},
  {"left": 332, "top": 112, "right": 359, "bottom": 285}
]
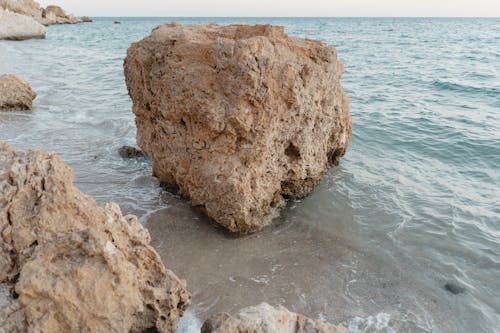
[{"left": 85, "top": 16, "right": 500, "bottom": 18}]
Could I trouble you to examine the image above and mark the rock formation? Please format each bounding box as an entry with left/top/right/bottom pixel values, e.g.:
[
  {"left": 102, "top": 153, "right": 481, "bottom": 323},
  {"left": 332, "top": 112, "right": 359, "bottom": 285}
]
[
  {"left": 41, "top": 5, "right": 92, "bottom": 25},
  {"left": 0, "top": 75, "right": 37, "bottom": 110},
  {"left": 0, "top": 142, "right": 190, "bottom": 332},
  {"left": 0, "top": 0, "right": 92, "bottom": 25},
  {"left": 201, "top": 303, "right": 350, "bottom": 333},
  {"left": 0, "top": 0, "right": 41, "bottom": 21},
  {"left": 0, "top": 8, "right": 46, "bottom": 40},
  {"left": 124, "top": 23, "right": 352, "bottom": 233}
]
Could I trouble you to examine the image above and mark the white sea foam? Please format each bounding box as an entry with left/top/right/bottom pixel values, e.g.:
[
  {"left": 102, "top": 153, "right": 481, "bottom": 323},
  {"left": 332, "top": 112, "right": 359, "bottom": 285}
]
[
  {"left": 347, "top": 313, "right": 395, "bottom": 333},
  {"left": 176, "top": 310, "right": 201, "bottom": 333}
]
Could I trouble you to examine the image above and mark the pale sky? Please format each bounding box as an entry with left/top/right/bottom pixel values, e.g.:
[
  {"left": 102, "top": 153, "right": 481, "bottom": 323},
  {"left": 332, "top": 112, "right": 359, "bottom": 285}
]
[{"left": 37, "top": 0, "right": 500, "bottom": 17}]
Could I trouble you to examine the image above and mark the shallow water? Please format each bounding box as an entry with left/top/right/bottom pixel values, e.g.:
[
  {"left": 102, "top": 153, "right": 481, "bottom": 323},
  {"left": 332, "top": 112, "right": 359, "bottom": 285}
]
[{"left": 1, "top": 17, "right": 499, "bottom": 333}]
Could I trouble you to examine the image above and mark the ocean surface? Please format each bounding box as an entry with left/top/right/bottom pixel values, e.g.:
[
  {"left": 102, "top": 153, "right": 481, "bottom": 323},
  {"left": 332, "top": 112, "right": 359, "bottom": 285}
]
[{"left": 1, "top": 17, "right": 499, "bottom": 333}]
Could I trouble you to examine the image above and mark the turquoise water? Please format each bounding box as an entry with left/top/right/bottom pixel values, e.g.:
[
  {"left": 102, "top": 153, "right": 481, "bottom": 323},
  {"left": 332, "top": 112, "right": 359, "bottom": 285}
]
[{"left": 1, "top": 18, "right": 499, "bottom": 333}]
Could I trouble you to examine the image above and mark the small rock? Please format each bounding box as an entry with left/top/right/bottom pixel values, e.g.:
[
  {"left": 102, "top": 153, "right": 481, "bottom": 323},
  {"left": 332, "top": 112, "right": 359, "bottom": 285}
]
[
  {"left": 0, "top": 74, "right": 37, "bottom": 110},
  {"left": 444, "top": 282, "right": 466, "bottom": 295},
  {"left": 201, "top": 303, "right": 350, "bottom": 333},
  {"left": 114, "top": 21, "right": 121, "bottom": 24},
  {"left": 118, "top": 145, "right": 145, "bottom": 158}
]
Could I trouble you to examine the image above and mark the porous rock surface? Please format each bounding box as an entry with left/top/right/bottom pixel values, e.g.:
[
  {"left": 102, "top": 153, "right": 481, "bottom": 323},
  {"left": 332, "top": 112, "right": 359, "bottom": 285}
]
[
  {"left": 0, "top": 142, "right": 190, "bottom": 332},
  {"left": 0, "top": 8, "right": 46, "bottom": 40},
  {"left": 124, "top": 23, "right": 352, "bottom": 233},
  {"left": 0, "top": 74, "right": 37, "bottom": 110},
  {"left": 201, "top": 303, "right": 350, "bottom": 333}
]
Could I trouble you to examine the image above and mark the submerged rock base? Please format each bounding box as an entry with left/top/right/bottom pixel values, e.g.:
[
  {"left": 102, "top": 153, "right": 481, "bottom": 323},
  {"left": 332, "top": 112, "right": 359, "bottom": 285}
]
[
  {"left": 202, "top": 303, "right": 350, "bottom": 333},
  {"left": 124, "top": 23, "right": 352, "bottom": 234},
  {"left": 0, "top": 142, "right": 190, "bottom": 332}
]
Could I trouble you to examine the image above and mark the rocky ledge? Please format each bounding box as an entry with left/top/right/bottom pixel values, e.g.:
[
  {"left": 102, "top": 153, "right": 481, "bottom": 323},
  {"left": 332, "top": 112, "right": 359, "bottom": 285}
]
[
  {"left": 0, "top": 8, "right": 46, "bottom": 40},
  {"left": 0, "top": 74, "right": 37, "bottom": 110},
  {"left": 0, "top": 142, "right": 190, "bottom": 332},
  {"left": 124, "top": 23, "right": 352, "bottom": 233},
  {"left": 202, "top": 303, "right": 350, "bottom": 333}
]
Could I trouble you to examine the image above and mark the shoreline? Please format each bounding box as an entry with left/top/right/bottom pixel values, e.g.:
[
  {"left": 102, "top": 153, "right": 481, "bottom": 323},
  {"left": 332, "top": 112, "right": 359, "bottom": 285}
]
[{"left": 1, "top": 16, "right": 499, "bottom": 333}]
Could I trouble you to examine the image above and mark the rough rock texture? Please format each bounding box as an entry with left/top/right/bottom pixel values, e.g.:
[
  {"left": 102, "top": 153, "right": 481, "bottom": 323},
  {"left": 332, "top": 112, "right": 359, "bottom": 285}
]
[
  {"left": 0, "top": 8, "right": 46, "bottom": 40},
  {"left": 0, "top": 74, "right": 37, "bottom": 110},
  {"left": 0, "top": 0, "right": 92, "bottom": 25},
  {"left": 124, "top": 23, "right": 352, "bottom": 233},
  {"left": 0, "top": 142, "right": 190, "bottom": 332},
  {"left": 201, "top": 303, "right": 350, "bottom": 333},
  {"left": 0, "top": 283, "right": 26, "bottom": 333}
]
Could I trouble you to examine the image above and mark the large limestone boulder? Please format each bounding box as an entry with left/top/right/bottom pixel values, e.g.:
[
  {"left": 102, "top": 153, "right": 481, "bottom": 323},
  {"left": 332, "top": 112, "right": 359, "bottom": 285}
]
[
  {"left": 0, "top": 0, "right": 43, "bottom": 22},
  {"left": 0, "top": 142, "right": 190, "bottom": 332},
  {"left": 201, "top": 303, "right": 350, "bottom": 333},
  {"left": 124, "top": 23, "right": 352, "bottom": 233},
  {"left": 0, "top": 74, "right": 37, "bottom": 110},
  {"left": 0, "top": 8, "right": 46, "bottom": 40}
]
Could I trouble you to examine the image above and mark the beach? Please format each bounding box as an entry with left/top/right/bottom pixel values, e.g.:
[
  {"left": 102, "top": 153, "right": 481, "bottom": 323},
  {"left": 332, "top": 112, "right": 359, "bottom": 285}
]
[{"left": 1, "top": 17, "right": 499, "bottom": 333}]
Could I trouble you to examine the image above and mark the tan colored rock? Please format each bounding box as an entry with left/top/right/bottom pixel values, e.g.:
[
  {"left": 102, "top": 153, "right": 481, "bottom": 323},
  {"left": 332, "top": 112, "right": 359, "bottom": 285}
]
[
  {"left": 0, "top": 74, "right": 37, "bottom": 110},
  {"left": 201, "top": 303, "right": 350, "bottom": 333},
  {"left": 44, "top": 4, "right": 64, "bottom": 17},
  {"left": 41, "top": 5, "right": 92, "bottom": 25},
  {"left": 124, "top": 23, "right": 352, "bottom": 233},
  {"left": 0, "top": 142, "right": 190, "bottom": 332},
  {"left": 0, "top": 8, "right": 46, "bottom": 40}
]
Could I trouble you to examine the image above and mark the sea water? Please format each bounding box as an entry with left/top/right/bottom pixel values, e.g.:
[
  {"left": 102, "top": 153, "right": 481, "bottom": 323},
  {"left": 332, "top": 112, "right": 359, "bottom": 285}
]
[{"left": 0, "top": 17, "right": 499, "bottom": 333}]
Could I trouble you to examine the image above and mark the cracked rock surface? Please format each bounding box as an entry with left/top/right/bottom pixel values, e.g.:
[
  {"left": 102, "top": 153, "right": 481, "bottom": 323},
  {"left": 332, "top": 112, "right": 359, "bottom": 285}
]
[{"left": 124, "top": 23, "right": 352, "bottom": 233}]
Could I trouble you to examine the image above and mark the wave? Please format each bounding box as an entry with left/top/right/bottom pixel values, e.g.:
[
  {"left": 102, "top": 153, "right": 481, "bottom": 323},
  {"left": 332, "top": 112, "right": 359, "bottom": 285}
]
[{"left": 431, "top": 80, "right": 500, "bottom": 97}]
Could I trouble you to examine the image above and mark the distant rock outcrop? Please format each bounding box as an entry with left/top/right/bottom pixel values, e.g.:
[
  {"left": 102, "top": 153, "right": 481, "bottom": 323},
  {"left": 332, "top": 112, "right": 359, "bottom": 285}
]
[
  {"left": 201, "top": 303, "right": 350, "bottom": 333},
  {"left": 0, "top": 0, "right": 92, "bottom": 25},
  {"left": 0, "top": 74, "right": 37, "bottom": 110},
  {"left": 0, "top": 142, "right": 190, "bottom": 332},
  {"left": 0, "top": 8, "right": 46, "bottom": 40},
  {"left": 41, "top": 4, "right": 92, "bottom": 25},
  {"left": 124, "top": 23, "right": 352, "bottom": 233}
]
